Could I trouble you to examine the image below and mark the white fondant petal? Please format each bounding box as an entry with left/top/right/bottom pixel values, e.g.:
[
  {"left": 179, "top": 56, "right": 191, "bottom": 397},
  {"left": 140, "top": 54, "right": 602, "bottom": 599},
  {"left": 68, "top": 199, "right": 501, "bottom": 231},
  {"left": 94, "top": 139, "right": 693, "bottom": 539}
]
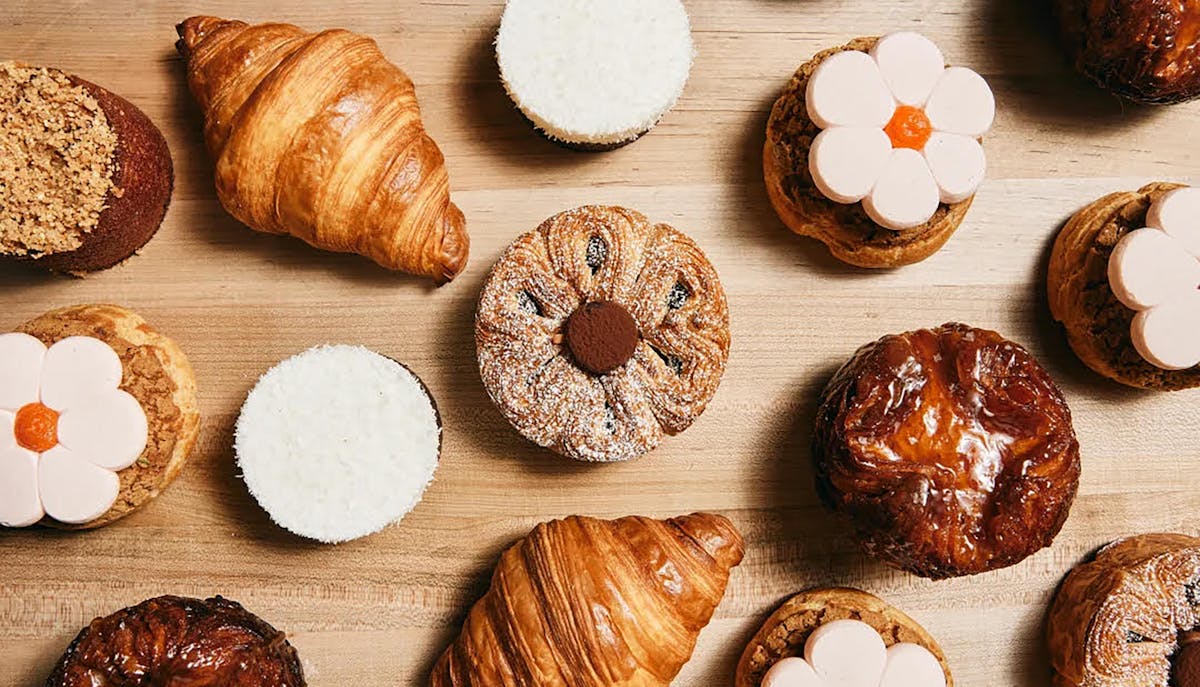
[
  {"left": 1131, "top": 294, "right": 1200, "bottom": 371},
  {"left": 805, "top": 619, "right": 889, "bottom": 687},
  {"left": 762, "top": 657, "right": 824, "bottom": 687},
  {"left": 57, "top": 390, "right": 148, "bottom": 471},
  {"left": 923, "top": 132, "right": 987, "bottom": 204},
  {"left": 39, "top": 336, "right": 123, "bottom": 412},
  {"left": 863, "top": 148, "right": 941, "bottom": 230},
  {"left": 1149, "top": 187, "right": 1200, "bottom": 257},
  {"left": 37, "top": 445, "right": 119, "bottom": 525},
  {"left": 0, "top": 439, "right": 43, "bottom": 527},
  {"left": 0, "top": 333, "right": 46, "bottom": 411},
  {"left": 806, "top": 50, "right": 896, "bottom": 129},
  {"left": 0, "top": 410, "right": 13, "bottom": 450},
  {"left": 925, "top": 67, "right": 995, "bottom": 137},
  {"left": 810, "top": 127, "right": 893, "bottom": 203},
  {"left": 1107, "top": 228, "right": 1200, "bottom": 310},
  {"left": 881, "top": 643, "right": 948, "bottom": 687},
  {"left": 871, "top": 31, "right": 946, "bottom": 106}
]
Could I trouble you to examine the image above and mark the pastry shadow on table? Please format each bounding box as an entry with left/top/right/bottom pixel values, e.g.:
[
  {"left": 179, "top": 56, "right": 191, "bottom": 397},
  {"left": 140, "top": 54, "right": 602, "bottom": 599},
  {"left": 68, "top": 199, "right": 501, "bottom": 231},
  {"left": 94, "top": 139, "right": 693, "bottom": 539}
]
[
  {"left": 453, "top": 24, "right": 600, "bottom": 168},
  {"left": 973, "top": 0, "right": 1161, "bottom": 131},
  {"left": 162, "top": 47, "right": 445, "bottom": 293}
]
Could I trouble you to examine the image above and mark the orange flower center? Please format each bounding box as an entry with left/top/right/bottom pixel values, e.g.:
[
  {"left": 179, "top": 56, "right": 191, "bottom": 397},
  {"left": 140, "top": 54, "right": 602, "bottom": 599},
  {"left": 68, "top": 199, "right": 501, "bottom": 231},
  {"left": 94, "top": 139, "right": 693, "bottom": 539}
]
[
  {"left": 885, "top": 105, "right": 933, "bottom": 150},
  {"left": 14, "top": 402, "right": 59, "bottom": 452}
]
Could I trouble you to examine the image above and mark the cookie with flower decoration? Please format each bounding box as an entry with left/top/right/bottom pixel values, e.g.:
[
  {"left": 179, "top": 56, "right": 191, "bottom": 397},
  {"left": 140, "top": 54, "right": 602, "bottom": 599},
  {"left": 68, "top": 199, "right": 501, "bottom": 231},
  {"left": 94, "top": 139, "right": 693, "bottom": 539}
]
[
  {"left": 1049, "top": 183, "right": 1200, "bottom": 390},
  {"left": 735, "top": 588, "right": 952, "bottom": 687},
  {"left": 0, "top": 304, "right": 200, "bottom": 529},
  {"left": 765, "top": 33, "right": 995, "bottom": 268}
]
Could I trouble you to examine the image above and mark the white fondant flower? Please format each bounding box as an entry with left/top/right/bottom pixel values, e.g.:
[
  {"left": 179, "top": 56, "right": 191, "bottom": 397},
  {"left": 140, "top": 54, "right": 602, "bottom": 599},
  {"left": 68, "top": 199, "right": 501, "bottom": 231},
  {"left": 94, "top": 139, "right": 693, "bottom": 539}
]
[
  {"left": 762, "top": 619, "right": 946, "bottom": 687},
  {"left": 0, "top": 334, "right": 148, "bottom": 527},
  {"left": 806, "top": 32, "right": 995, "bottom": 230},
  {"left": 1108, "top": 187, "right": 1200, "bottom": 370}
]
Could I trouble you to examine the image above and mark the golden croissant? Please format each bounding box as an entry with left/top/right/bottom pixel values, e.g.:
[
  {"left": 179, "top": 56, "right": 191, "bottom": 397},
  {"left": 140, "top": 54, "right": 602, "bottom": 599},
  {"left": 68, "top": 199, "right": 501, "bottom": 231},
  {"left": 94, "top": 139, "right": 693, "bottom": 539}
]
[
  {"left": 176, "top": 16, "right": 468, "bottom": 283},
  {"left": 432, "top": 512, "right": 744, "bottom": 687}
]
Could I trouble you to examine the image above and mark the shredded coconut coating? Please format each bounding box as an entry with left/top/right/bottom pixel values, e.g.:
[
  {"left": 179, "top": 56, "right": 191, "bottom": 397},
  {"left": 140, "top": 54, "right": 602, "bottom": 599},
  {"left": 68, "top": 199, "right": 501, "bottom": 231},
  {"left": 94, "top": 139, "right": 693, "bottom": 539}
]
[
  {"left": 0, "top": 61, "right": 117, "bottom": 257},
  {"left": 475, "top": 205, "right": 730, "bottom": 462}
]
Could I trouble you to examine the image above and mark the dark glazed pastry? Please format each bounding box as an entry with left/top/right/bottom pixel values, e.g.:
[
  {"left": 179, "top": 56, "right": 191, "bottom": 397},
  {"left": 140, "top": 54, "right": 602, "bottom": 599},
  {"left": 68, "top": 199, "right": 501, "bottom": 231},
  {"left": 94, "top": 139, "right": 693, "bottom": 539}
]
[
  {"left": 1054, "top": 0, "right": 1200, "bottom": 104},
  {"left": 46, "top": 595, "right": 305, "bottom": 686},
  {"left": 475, "top": 205, "right": 730, "bottom": 462},
  {"left": 1046, "top": 534, "right": 1200, "bottom": 687},
  {"left": 813, "top": 323, "right": 1081, "bottom": 579},
  {"left": 0, "top": 61, "right": 173, "bottom": 273}
]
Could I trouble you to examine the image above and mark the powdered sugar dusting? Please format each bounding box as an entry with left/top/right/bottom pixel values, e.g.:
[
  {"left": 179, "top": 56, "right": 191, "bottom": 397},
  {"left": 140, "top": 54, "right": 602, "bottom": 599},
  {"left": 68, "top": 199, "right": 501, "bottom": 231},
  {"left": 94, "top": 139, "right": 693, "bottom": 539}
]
[{"left": 475, "top": 205, "right": 731, "bottom": 462}]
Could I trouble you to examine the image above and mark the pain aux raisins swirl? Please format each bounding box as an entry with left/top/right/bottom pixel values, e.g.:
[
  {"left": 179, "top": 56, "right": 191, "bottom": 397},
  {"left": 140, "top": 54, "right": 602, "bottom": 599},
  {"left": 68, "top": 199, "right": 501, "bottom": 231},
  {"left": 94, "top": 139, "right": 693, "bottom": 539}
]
[{"left": 475, "top": 205, "right": 731, "bottom": 462}]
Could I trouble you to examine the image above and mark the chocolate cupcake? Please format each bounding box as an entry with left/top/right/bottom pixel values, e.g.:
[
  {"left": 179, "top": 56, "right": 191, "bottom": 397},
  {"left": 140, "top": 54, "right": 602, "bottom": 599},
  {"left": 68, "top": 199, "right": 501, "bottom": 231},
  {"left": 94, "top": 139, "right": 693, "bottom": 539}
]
[
  {"left": 813, "top": 323, "right": 1081, "bottom": 579},
  {"left": 475, "top": 205, "right": 730, "bottom": 462},
  {"left": 0, "top": 61, "right": 173, "bottom": 273}
]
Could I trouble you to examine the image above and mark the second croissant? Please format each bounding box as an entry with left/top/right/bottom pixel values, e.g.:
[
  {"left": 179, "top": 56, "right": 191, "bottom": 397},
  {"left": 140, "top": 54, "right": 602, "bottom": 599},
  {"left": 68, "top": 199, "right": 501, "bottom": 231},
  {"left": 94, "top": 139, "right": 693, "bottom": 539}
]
[{"left": 176, "top": 16, "right": 469, "bottom": 283}]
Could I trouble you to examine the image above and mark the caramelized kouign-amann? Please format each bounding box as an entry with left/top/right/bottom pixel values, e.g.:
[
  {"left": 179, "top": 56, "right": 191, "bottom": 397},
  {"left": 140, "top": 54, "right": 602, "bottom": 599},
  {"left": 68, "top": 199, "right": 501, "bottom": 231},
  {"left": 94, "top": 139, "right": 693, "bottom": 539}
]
[{"left": 813, "top": 323, "right": 1081, "bottom": 579}]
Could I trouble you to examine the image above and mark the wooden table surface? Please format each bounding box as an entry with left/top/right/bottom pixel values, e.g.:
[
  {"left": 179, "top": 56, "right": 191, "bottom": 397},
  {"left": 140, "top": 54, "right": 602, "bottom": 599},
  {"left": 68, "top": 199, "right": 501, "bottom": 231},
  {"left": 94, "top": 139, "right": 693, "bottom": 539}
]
[{"left": 2, "top": 1, "right": 1199, "bottom": 685}]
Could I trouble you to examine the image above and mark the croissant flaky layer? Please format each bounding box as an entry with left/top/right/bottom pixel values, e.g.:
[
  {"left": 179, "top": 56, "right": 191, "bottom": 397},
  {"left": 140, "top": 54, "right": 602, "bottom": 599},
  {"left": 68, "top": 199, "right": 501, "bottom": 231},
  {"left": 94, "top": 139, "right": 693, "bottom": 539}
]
[
  {"left": 176, "top": 15, "right": 468, "bottom": 283},
  {"left": 1047, "top": 534, "right": 1200, "bottom": 687},
  {"left": 432, "top": 513, "right": 745, "bottom": 687}
]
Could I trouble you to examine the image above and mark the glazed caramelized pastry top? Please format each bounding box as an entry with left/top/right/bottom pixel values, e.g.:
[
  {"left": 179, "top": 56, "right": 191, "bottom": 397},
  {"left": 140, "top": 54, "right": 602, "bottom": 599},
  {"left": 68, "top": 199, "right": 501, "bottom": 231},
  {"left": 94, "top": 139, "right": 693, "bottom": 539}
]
[
  {"left": 1055, "top": 0, "right": 1200, "bottom": 104},
  {"left": 45, "top": 595, "right": 305, "bottom": 686},
  {"left": 176, "top": 16, "right": 468, "bottom": 283},
  {"left": 814, "top": 323, "right": 1081, "bottom": 578}
]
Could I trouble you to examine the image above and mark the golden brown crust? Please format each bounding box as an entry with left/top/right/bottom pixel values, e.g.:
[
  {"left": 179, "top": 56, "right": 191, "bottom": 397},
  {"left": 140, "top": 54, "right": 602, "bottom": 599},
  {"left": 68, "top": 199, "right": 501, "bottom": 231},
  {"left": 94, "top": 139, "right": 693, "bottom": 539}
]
[
  {"left": 16, "top": 304, "right": 201, "bottom": 529},
  {"left": 735, "top": 588, "right": 952, "bottom": 687},
  {"left": 1046, "top": 534, "right": 1200, "bottom": 687},
  {"left": 176, "top": 15, "right": 469, "bottom": 284},
  {"left": 475, "top": 205, "right": 731, "bottom": 462},
  {"left": 1047, "top": 182, "right": 1200, "bottom": 390},
  {"left": 764, "top": 37, "right": 974, "bottom": 268},
  {"left": 432, "top": 513, "right": 744, "bottom": 687}
]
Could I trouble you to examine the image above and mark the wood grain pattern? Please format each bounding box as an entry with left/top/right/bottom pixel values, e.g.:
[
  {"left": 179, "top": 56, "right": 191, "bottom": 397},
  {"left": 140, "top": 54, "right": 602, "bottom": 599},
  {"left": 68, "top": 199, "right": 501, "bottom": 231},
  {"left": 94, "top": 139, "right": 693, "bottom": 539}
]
[{"left": 1, "top": 1, "right": 1198, "bottom": 685}]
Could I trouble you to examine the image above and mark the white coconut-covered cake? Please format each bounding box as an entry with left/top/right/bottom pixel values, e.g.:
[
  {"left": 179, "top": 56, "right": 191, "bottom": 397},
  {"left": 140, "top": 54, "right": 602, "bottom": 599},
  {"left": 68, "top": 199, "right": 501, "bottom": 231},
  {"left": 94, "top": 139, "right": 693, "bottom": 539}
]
[
  {"left": 495, "top": 0, "right": 695, "bottom": 150},
  {"left": 234, "top": 345, "right": 441, "bottom": 544}
]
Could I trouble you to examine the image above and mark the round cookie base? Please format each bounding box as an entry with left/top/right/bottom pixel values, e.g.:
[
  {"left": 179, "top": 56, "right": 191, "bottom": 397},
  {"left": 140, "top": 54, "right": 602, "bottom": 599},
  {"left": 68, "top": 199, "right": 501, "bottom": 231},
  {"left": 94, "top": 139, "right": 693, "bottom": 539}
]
[
  {"left": 764, "top": 37, "right": 975, "bottom": 268},
  {"left": 0, "top": 67, "right": 174, "bottom": 274},
  {"left": 735, "top": 588, "right": 953, "bottom": 687},
  {"left": 1047, "top": 182, "right": 1200, "bottom": 390},
  {"left": 17, "top": 304, "right": 201, "bottom": 529}
]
